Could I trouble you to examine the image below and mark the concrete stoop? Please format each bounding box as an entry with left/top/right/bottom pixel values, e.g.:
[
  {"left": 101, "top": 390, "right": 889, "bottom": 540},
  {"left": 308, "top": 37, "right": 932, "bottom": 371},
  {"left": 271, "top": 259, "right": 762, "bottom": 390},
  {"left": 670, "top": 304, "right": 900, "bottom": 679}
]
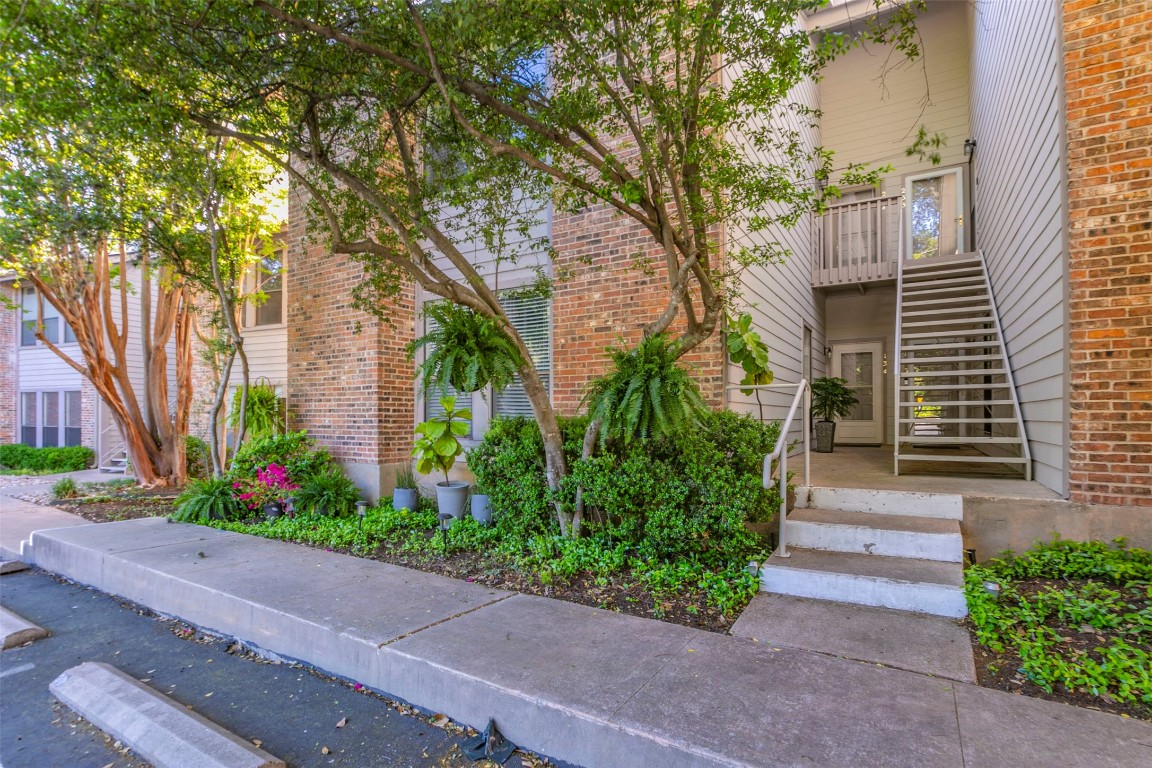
[
  {"left": 23, "top": 518, "right": 1152, "bottom": 768},
  {"left": 760, "top": 487, "right": 968, "bottom": 617}
]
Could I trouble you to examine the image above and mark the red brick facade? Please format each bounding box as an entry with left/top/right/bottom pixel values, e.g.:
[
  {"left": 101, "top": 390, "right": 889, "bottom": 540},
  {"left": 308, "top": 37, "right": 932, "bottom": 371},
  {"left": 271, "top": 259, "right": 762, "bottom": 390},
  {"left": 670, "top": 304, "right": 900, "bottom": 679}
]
[
  {"left": 551, "top": 203, "right": 725, "bottom": 414},
  {"left": 1064, "top": 0, "right": 1152, "bottom": 507},
  {"left": 284, "top": 190, "right": 415, "bottom": 470},
  {"left": 0, "top": 282, "right": 18, "bottom": 444}
]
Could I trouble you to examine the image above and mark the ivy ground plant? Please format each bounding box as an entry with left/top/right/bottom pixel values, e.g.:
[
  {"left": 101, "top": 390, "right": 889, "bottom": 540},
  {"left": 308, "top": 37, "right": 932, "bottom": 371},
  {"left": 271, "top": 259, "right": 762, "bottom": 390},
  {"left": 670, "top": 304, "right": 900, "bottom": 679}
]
[{"left": 965, "top": 538, "right": 1151, "bottom": 719}]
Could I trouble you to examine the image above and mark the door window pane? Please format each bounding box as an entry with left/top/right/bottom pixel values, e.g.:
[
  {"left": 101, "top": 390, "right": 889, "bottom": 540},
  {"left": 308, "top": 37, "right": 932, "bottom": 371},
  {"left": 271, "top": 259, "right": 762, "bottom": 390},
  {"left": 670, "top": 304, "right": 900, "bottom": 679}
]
[
  {"left": 910, "top": 175, "right": 959, "bottom": 259},
  {"left": 840, "top": 351, "right": 874, "bottom": 421}
]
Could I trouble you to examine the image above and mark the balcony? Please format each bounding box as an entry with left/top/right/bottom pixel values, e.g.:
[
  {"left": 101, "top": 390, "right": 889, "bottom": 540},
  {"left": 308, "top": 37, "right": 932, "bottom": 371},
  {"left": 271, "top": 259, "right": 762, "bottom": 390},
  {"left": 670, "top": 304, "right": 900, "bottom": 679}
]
[{"left": 812, "top": 193, "right": 902, "bottom": 288}]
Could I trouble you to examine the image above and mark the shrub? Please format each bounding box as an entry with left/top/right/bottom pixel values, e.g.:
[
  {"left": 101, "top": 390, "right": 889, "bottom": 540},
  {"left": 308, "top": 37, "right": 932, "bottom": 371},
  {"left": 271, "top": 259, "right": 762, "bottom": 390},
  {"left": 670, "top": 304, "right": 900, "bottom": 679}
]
[
  {"left": 0, "top": 444, "right": 94, "bottom": 473},
  {"left": 233, "top": 463, "right": 298, "bottom": 512},
  {"left": 229, "top": 431, "right": 335, "bottom": 486},
  {"left": 172, "top": 478, "right": 245, "bottom": 523},
  {"left": 294, "top": 468, "right": 361, "bottom": 517},
  {"left": 185, "top": 435, "right": 211, "bottom": 479},
  {"left": 51, "top": 477, "right": 80, "bottom": 499},
  {"left": 467, "top": 415, "right": 589, "bottom": 541}
]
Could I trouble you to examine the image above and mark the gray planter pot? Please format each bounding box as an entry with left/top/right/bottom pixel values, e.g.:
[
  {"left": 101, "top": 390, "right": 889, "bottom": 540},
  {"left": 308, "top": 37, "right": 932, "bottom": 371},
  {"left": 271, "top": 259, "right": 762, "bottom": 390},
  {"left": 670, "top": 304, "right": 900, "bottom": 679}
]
[
  {"left": 814, "top": 420, "right": 837, "bottom": 453},
  {"left": 471, "top": 494, "right": 493, "bottom": 526},
  {"left": 262, "top": 502, "right": 283, "bottom": 520},
  {"left": 392, "top": 487, "right": 419, "bottom": 512},
  {"left": 436, "top": 481, "right": 470, "bottom": 520}
]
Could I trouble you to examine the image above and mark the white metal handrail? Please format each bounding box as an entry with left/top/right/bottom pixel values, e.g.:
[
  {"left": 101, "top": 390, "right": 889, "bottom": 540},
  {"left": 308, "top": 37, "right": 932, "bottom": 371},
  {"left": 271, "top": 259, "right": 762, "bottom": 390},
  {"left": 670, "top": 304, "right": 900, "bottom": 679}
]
[{"left": 732, "top": 380, "right": 811, "bottom": 559}]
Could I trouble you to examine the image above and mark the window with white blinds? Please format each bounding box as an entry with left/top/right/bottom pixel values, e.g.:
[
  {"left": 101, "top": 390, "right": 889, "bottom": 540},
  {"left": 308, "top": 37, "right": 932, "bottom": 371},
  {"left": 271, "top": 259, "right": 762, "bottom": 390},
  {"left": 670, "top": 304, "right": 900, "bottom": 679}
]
[{"left": 493, "top": 293, "right": 551, "bottom": 419}]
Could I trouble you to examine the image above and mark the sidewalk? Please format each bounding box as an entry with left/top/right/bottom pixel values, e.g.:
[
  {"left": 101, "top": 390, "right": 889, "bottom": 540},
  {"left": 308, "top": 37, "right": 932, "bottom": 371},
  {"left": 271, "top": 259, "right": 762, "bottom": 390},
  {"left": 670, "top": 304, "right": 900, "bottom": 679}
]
[
  {"left": 20, "top": 517, "right": 1152, "bottom": 768},
  {"left": 0, "top": 472, "right": 100, "bottom": 561}
]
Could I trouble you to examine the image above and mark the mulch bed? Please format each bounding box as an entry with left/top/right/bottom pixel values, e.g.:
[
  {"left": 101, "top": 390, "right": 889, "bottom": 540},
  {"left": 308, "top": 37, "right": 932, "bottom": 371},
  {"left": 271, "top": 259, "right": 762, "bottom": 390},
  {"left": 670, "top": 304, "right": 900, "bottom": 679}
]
[
  {"left": 51, "top": 486, "right": 179, "bottom": 524},
  {"left": 966, "top": 578, "right": 1151, "bottom": 722},
  {"left": 359, "top": 544, "right": 740, "bottom": 633}
]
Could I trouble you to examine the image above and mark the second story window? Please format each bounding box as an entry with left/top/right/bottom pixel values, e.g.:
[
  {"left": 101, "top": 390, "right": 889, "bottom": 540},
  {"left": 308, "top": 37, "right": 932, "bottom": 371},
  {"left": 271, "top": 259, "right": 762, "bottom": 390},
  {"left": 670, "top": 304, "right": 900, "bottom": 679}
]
[
  {"left": 21, "top": 287, "right": 76, "bottom": 346},
  {"left": 246, "top": 255, "right": 285, "bottom": 327}
]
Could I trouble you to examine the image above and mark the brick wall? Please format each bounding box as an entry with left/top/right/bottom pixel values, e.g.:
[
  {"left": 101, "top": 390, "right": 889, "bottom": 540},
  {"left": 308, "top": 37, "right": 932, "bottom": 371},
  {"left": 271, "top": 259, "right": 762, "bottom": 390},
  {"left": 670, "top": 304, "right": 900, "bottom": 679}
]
[
  {"left": 285, "top": 187, "right": 415, "bottom": 473},
  {"left": 551, "top": 203, "right": 725, "bottom": 414},
  {"left": 0, "top": 282, "right": 17, "bottom": 443},
  {"left": 1064, "top": 0, "right": 1152, "bottom": 507}
]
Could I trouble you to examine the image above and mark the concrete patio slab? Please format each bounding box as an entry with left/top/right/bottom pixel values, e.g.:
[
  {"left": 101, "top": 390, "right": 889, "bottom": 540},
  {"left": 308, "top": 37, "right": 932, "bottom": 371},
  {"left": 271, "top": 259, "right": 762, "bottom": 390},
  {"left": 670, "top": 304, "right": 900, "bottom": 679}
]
[
  {"left": 0, "top": 559, "right": 30, "bottom": 574},
  {"left": 953, "top": 682, "right": 1152, "bottom": 768},
  {"left": 731, "top": 594, "right": 976, "bottom": 682},
  {"left": 1, "top": 604, "right": 50, "bottom": 649}
]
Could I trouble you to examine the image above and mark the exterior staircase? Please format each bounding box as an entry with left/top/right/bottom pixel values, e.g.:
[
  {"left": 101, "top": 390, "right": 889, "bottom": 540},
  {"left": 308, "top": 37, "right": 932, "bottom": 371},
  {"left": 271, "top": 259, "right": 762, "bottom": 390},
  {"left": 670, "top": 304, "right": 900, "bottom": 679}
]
[
  {"left": 99, "top": 451, "right": 128, "bottom": 474},
  {"left": 894, "top": 252, "right": 1031, "bottom": 479},
  {"left": 758, "top": 487, "right": 967, "bottom": 617}
]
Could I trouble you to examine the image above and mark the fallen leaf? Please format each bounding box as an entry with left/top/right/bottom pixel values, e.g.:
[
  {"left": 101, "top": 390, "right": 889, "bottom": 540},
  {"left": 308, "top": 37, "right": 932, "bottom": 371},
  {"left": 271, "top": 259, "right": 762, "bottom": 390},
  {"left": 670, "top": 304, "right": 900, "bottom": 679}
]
[
  {"left": 321, "top": 746, "right": 330, "bottom": 755},
  {"left": 204, "top": 692, "right": 213, "bottom": 698},
  {"left": 336, "top": 717, "right": 347, "bottom": 728},
  {"left": 252, "top": 739, "right": 263, "bottom": 747},
  {"left": 430, "top": 714, "right": 450, "bottom": 728}
]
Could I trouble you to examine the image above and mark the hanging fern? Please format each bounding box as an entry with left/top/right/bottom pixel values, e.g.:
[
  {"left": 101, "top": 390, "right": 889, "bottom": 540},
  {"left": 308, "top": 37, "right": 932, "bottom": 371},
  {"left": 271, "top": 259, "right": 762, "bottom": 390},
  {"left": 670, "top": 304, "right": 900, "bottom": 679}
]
[
  {"left": 408, "top": 302, "right": 524, "bottom": 394},
  {"left": 584, "top": 334, "right": 708, "bottom": 446},
  {"left": 228, "top": 378, "right": 285, "bottom": 439}
]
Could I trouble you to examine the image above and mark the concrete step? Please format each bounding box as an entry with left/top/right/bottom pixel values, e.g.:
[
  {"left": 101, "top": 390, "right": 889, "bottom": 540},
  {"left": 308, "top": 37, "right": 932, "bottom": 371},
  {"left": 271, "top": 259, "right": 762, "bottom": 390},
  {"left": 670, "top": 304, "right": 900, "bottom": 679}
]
[
  {"left": 759, "top": 548, "right": 967, "bottom": 617},
  {"left": 785, "top": 508, "right": 963, "bottom": 562},
  {"left": 898, "top": 453, "right": 1029, "bottom": 465},
  {"left": 794, "top": 487, "right": 964, "bottom": 519}
]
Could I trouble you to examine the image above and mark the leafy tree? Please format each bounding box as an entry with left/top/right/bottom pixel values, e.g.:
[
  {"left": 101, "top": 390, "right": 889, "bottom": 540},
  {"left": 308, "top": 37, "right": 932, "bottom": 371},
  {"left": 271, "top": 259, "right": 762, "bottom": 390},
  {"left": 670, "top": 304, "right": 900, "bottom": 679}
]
[{"left": 4, "top": 0, "right": 920, "bottom": 523}]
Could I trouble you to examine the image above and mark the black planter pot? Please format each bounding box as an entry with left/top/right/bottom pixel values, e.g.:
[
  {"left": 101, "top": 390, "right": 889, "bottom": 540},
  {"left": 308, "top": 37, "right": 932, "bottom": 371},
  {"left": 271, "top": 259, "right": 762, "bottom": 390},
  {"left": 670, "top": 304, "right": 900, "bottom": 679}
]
[
  {"left": 814, "top": 421, "right": 837, "bottom": 453},
  {"left": 263, "top": 501, "right": 284, "bottom": 520}
]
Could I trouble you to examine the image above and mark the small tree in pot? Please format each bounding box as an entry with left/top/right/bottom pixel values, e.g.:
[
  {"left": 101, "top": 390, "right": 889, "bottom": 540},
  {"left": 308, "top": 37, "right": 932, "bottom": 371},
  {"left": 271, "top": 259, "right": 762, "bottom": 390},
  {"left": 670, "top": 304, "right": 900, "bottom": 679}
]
[
  {"left": 810, "top": 377, "right": 859, "bottom": 453},
  {"left": 413, "top": 396, "right": 472, "bottom": 519}
]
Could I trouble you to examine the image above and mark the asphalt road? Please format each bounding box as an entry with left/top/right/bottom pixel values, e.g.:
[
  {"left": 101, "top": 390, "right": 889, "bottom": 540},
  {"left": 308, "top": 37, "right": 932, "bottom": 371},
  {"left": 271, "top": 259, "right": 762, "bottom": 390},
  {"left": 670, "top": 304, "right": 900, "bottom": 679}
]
[{"left": 0, "top": 568, "right": 568, "bottom": 768}]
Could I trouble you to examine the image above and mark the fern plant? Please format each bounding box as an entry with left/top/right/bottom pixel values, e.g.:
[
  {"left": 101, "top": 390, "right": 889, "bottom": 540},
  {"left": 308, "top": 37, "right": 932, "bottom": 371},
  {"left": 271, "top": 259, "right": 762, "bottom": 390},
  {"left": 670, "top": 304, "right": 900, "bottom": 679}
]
[
  {"left": 171, "top": 477, "right": 244, "bottom": 523},
  {"left": 408, "top": 302, "right": 523, "bottom": 394},
  {"left": 228, "top": 378, "right": 285, "bottom": 439},
  {"left": 294, "top": 468, "right": 361, "bottom": 517},
  {"left": 584, "top": 334, "right": 707, "bottom": 446}
]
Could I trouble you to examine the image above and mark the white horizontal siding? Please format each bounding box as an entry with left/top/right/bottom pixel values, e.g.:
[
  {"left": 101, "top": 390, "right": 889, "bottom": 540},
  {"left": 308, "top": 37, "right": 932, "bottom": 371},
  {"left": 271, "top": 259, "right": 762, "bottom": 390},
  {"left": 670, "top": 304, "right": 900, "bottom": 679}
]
[
  {"left": 17, "top": 345, "right": 83, "bottom": 390},
  {"left": 242, "top": 326, "right": 288, "bottom": 387},
  {"left": 818, "top": 1, "right": 972, "bottom": 193},
  {"left": 425, "top": 198, "right": 552, "bottom": 291},
  {"left": 728, "top": 67, "right": 827, "bottom": 439},
  {"left": 970, "top": 0, "right": 1067, "bottom": 495},
  {"left": 824, "top": 287, "right": 897, "bottom": 444}
]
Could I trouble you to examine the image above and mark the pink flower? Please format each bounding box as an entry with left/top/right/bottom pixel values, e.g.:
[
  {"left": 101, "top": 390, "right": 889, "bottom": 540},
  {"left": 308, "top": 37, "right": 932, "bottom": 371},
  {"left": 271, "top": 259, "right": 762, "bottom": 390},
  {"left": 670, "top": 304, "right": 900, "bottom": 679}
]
[{"left": 353, "top": 683, "right": 363, "bottom": 691}]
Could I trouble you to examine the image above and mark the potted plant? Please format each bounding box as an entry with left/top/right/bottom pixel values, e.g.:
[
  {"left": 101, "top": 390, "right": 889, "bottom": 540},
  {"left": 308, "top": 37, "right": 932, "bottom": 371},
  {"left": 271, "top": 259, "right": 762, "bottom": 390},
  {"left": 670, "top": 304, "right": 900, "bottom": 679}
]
[
  {"left": 392, "top": 463, "right": 419, "bottom": 511},
  {"left": 810, "top": 377, "right": 859, "bottom": 453},
  {"left": 470, "top": 481, "right": 493, "bottom": 526},
  {"left": 412, "top": 395, "right": 471, "bottom": 519}
]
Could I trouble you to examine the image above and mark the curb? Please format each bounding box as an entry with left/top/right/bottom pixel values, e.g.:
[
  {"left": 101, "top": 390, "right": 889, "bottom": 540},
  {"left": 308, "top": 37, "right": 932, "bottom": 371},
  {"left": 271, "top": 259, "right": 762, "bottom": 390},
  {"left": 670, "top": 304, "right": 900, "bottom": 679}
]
[{"left": 50, "top": 662, "right": 284, "bottom": 768}]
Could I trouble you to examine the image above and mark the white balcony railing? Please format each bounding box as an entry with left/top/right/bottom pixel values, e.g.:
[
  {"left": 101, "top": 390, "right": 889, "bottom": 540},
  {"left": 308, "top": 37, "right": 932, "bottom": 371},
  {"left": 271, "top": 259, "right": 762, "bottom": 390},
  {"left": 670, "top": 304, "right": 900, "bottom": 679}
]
[{"left": 812, "top": 194, "right": 902, "bottom": 288}]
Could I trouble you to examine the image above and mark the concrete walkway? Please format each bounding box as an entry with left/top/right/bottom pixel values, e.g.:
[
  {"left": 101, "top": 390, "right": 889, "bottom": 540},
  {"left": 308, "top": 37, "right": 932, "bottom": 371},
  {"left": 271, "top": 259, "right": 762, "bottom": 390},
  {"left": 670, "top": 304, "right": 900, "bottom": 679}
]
[
  {"left": 15, "top": 517, "right": 1150, "bottom": 768},
  {"left": 0, "top": 471, "right": 101, "bottom": 561}
]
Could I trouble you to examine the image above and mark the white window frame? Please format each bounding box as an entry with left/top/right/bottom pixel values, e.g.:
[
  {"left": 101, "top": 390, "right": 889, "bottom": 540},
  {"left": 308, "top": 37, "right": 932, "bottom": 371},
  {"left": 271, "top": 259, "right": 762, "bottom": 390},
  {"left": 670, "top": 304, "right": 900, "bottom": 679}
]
[
  {"left": 19, "top": 389, "right": 83, "bottom": 448},
  {"left": 243, "top": 252, "right": 286, "bottom": 328},
  {"left": 20, "top": 287, "right": 76, "bottom": 347}
]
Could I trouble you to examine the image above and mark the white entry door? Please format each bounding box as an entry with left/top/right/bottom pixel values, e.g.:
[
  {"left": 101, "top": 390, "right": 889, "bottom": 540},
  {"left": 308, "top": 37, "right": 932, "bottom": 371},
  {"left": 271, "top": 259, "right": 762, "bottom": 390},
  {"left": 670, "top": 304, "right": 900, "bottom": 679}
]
[
  {"left": 906, "top": 168, "right": 965, "bottom": 260},
  {"left": 831, "top": 342, "right": 884, "bottom": 445}
]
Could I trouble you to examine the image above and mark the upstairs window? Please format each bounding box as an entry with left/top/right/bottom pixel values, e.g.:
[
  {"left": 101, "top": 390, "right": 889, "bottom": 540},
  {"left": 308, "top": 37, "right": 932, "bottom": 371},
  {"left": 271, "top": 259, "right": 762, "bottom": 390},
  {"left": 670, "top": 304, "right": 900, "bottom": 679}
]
[
  {"left": 246, "top": 254, "right": 285, "bottom": 327},
  {"left": 21, "top": 287, "right": 75, "bottom": 346}
]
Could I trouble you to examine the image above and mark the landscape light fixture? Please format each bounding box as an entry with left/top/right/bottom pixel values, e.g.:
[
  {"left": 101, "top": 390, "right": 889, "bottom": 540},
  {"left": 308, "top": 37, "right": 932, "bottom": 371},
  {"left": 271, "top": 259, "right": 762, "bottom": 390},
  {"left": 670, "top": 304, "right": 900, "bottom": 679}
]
[
  {"left": 355, "top": 501, "right": 368, "bottom": 532},
  {"left": 963, "top": 138, "right": 977, "bottom": 157},
  {"left": 438, "top": 512, "right": 454, "bottom": 551}
]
